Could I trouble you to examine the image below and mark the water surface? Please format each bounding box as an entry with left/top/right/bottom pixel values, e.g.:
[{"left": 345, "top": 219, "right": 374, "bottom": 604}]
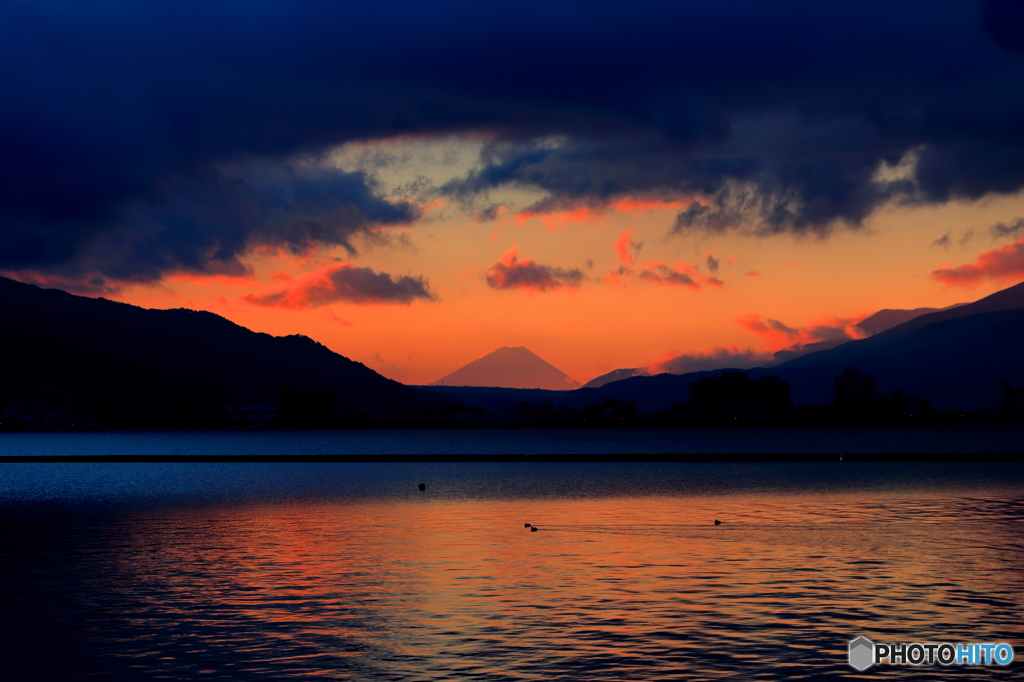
[
  {"left": 2, "top": 425, "right": 1024, "bottom": 457},
  {"left": 2, "top": 461, "right": 1022, "bottom": 680}
]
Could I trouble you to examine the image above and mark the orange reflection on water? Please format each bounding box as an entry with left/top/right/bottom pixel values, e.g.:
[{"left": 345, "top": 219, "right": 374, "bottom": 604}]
[{"left": 97, "top": 492, "right": 1024, "bottom": 679}]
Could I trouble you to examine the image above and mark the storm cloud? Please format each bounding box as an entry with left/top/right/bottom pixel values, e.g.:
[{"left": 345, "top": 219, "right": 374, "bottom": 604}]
[{"left": 3, "top": 1, "right": 1024, "bottom": 287}]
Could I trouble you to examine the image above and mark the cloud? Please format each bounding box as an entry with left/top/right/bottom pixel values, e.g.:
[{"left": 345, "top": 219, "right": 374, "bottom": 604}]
[
  {"left": 5, "top": 0, "right": 1024, "bottom": 290},
  {"left": 990, "top": 217, "right": 1024, "bottom": 240},
  {"left": 613, "top": 229, "right": 643, "bottom": 266},
  {"left": 244, "top": 263, "right": 435, "bottom": 308},
  {"left": 931, "top": 237, "right": 1024, "bottom": 286},
  {"left": 606, "top": 258, "right": 723, "bottom": 290},
  {"left": 1, "top": 156, "right": 421, "bottom": 290},
  {"left": 706, "top": 254, "right": 720, "bottom": 274},
  {"left": 745, "top": 270, "right": 762, "bottom": 277},
  {"left": 736, "top": 313, "right": 870, "bottom": 358},
  {"left": 931, "top": 232, "right": 952, "bottom": 249},
  {"left": 638, "top": 265, "right": 699, "bottom": 289},
  {"left": 636, "top": 260, "right": 724, "bottom": 289},
  {"left": 647, "top": 347, "right": 775, "bottom": 375},
  {"left": 484, "top": 247, "right": 584, "bottom": 292}
]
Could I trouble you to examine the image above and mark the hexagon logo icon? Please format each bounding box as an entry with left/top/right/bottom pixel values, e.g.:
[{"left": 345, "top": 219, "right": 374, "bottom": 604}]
[{"left": 849, "top": 636, "right": 875, "bottom": 671}]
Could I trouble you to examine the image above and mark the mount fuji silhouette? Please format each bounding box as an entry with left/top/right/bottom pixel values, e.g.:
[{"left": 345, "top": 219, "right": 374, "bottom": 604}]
[{"left": 432, "top": 346, "right": 581, "bottom": 390}]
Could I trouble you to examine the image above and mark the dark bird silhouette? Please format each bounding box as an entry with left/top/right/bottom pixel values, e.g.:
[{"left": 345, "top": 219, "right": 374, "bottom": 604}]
[
  {"left": 524, "top": 523, "right": 531, "bottom": 527},
  {"left": 714, "top": 519, "right": 722, "bottom": 525},
  {"left": 418, "top": 483, "right": 426, "bottom": 491},
  {"left": 530, "top": 526, "right": 539, "bottom": 532}
]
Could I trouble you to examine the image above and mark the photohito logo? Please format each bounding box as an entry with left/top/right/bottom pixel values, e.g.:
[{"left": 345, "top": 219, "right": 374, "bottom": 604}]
[{"left": 848, "top": 636, "right": 1014, "bottom": 671}]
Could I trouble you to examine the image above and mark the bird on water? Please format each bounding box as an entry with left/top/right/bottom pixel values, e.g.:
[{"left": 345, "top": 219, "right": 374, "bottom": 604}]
[
  {"left": 714, "top": 519, "right": 722, "bottom": 525},
  {"left": 524, "top": 523, "right": 531, "bottom": 527},
  {"left": 530, "top": 526, "right": 539, "bottom": 532}
]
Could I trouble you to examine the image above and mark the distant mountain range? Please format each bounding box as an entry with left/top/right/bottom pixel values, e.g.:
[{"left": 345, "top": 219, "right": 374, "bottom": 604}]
[
  {"left": 432, "top": 281, "right": 1024, "bottom": 412},
  {"left": 432, "top": 346, "right": 581, "bottom": 390},
  {"left": 774, "top": 282, "right": 1024, "bottom": 408},
  {"left": 6, "top": 274, "right": 1023, "bottom": 422},
  {"left": 0, "top": 277, "right": 445, "bottom": 422},
  {"left": 581, "top": 300, "right": 966, "bottom": 388},
  {"left": 853, "top": 304, "right": 965, "bottom": 335}
]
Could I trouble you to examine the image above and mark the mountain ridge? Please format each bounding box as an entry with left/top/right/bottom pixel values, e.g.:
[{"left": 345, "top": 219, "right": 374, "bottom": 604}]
[{"left": 0, "top": 276, "right": 447, "bottom": 422}]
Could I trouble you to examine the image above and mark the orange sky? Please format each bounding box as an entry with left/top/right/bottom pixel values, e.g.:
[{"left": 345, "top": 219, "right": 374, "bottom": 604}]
[{"left": 109, "top": 136, "right": 1024, "bottom": 386}]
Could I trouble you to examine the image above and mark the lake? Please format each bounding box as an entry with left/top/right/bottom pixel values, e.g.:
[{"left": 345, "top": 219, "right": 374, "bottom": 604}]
[
  {"left": 2, "top": 448, "right": 1022, "bottom": 680},
  {"left": 2, "top": 424, "right": 1024, "bottom": 457}
]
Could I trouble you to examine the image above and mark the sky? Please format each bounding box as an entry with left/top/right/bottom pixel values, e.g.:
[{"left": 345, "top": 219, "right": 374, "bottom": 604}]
[{"left": 3, "top": 0, "right": 1024, "bottom": 386}]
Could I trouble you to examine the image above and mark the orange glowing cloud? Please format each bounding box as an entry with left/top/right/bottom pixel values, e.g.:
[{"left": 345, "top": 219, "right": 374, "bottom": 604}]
[
  {"left": 515, "top": 206, "right": 605, "bottom": 231},
  {"left": 243, "top": 262, "right": 436, "bottom": 308},
  {"left": 613, "top": 229, "right": 643, "bottom": 266},
  {"left": 515, "top": 197, "right": 695, "bottom": 231},
  {"left": 484, "top": 247, "right": 584, "bottom": 292},
  {"left": 736, "top": 313, "right": 870, "bottom": 352},
  {"left": 608, "top": 197, "right": 691, "bottom": 212},
  {"left": 168, "top": 272, "right": 257, "bottom": 287},
  {"left": 931, "top": 237, "right": 1024, "bottom": 287}
]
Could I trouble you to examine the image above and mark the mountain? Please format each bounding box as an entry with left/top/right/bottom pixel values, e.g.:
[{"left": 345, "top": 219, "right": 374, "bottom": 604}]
[
  {"left": 769, "top": 301, "right": 967, "bottom": 362},
  {"left": 436, "top": 281, "right": 1024, "bottom": 413},
  {"left": 854, "top": 303, "right": 966, "bottom": 335},
  {"left": 592, "top": 300, "right": 975, "bottom": 380},
  {"left": 0, "top": 276, "right": 446, "bottom": 422},
  {"left": 861, "top": 281, "right": 1024, "bottom": 338},
  {"left": 771, "top": 281, "right": 1024, "bottom": 408},
  {"left": 432, "top": 346, "right": 581, "bottom": 389},
  {"left": 582, "top": 367, "right": 648, "bottom": 389}
]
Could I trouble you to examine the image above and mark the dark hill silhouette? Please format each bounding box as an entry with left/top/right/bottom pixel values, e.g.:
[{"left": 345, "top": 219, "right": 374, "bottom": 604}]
[
  {"left": 866, "top": 280, "right": 1024, "bottom": 338},
  {"left": 582, "top": 367, "right": 648, "bottom": 389},
  {"left": 771, "top": 281, "right": 1024, "bottom": 408},
  {"left": 432, "top": 346, "right": 581, "bottom": 389},
  {"left": 854, "top": 304, "right": 962, "bottom": 335},
  {"left": 429, "top": 373, "right": 713, "bottom": 413},
  {"left": 774, "top": 310, "right": 1024, "bottom": 409},
  {"left": 0, "top": 276, "right": 446, "bottom": 422}
]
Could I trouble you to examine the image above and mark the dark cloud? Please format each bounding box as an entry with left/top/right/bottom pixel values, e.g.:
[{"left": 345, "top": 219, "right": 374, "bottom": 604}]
[
  {"left": 485, "top": 248, "right": 584, "bottom": 292},
  {"left": 706, "top": 254, "right": 721, "bottom": 274},
  {"left": 1, "top": 154, "right": 419, "bottom": 288},
  {"left": 3, "top": 0, "right": 1024, "bottom": 286},
  {"left": 244, "top": 263, "right": 435, "bottom": 307},
  {"left": 990, "top": 217, "right": 1024, "bottom": 240},
  {"left": 650, "top": 347, "right": 774, "bottom": 374},
  {"left": 638, "top": 267, "right": 698, "bottom": 288}
]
